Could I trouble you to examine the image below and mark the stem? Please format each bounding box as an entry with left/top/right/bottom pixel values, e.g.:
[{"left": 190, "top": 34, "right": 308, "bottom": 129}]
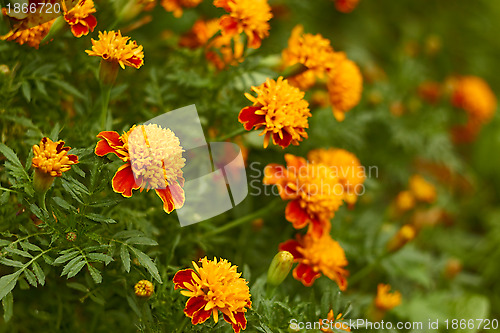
[
  {"left": 206, "top": 199, "right": 283, "bottom": 236},
  {"left": 281, "top": 63, "right": 309, "bottom": 80},
  {"left": 100, "top": 84, "right": 112, "bottom": 131},
  {"left": 211, "top": 127, "right": 248, "bottom": 142},
  {"left": 40, "top": 190, "right": 47, "bottom": 211}
]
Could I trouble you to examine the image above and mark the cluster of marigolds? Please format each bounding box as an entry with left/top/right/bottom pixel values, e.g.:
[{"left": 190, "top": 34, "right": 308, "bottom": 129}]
[{"left": 5, "top": 0, "right": 497, "bottom": 332}]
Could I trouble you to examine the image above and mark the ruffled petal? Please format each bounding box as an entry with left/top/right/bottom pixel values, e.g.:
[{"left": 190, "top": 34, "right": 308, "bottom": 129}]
[
  {"left": 293, "top": 262, "right": 321, "bottom": 287},
  {"left": 184, "top": 296, "right": 208, "bottom": 318},
  {"left": 112, "top": 163, "right": 139, "bottom": 197},
  {"left": 308, "top": 218, "right": 330, "bottom": 239},
  {"left": 70, "top": 23, "right": 89, "bottom": 38},
  {"left": 262, "top": 163, "right": 286, "bottom": 185},
  {"left": 278, "top": 239, "right": 303, "bottom": 259},
  {"left": 173, "top": 269, "right": 196, "bottom": 290},
  {"left": 238, "top": 106, "right": 265, "bottom": 130},
  {"left": 285, "top": 200, "right": 310, "bottom": 230},
  {"left": 192, "top": 307, "right": 212, "bottom": 325},
  {"left": 95, "top": 131, "right": 127, "bottom": 160},
  {"left": 273, "top": 130, "right": 293, "bottom": 149},
  {"left": 155, "top": 182, "right": 186, "bottom": 213}
]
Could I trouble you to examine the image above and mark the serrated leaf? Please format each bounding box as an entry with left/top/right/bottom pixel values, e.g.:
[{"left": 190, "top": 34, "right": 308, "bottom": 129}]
[
  {"left": 2, "top": 292, "right": 13, "bottom": 322},
  {"left": 114, "top": 230, "right": 145, "bottom": 239},
  {"left": 4, "top": 247, "right": 33, "bottom": 258},
  {"left": 0, "top": 143, "right": 23, "bottom": 168},
  {"left": 61, "top": 255, "right": 84, "bottom": 276},
  {"left": 42, "top": 255, "right": 54, "bottom": 265},
  {"left": 87, "top": 253, "right": 113, "bottom": 265},
  {"left": 24, "top": 269, "right": 37, "bottom": 287},
  {"left": 53, "top": 251, "right": 79, "bottom": 264},
  {"left": 125, "top": 237, "right": 158, "bottom": 246},
  {"left": 66, "top": 261, "right": 86, "bottom": 279},
  {"left": 88, "top": 265, "right": 102, "bottom": 284},
  {"left": 49, "top": 123, "right": 60, "bottom": 141},
  {"left": 52, "top": 197, "right": 76, "bottom": 212},
  {"left": 0, "top": 258, "right": 24, "bottom": 268},
  {"left": 85, "top": 213, "right": 116, "bottom": 224},
  {"left": 32, "top": 262, "right": 45, "bottom": 286},
  {"left": 66, "top": 282, "right": 88, "bottom": 292},
  {"left": 129, "top": 247, "right": 162, "bottom": 283},
  {"left": 120, "top": 245, "right": 131, "bottom": 273},
  {"left": 0, "top": 272, "right": 21, "bottom": 301},
  {"left": 20, "top": 241, "right": 42, "bottom": 252},
  {"left": 0, "top": 239, "right": 11, "bottom": 247}
]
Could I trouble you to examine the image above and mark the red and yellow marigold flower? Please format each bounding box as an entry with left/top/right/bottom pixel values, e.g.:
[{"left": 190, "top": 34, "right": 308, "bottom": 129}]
[
  {"left": 63, "top": 0, "right": 98, "bottom": 38},
  {"left": 173, "top": 257, "right": 251, "bottom": 333},
  {"left": 451, "top": 76, "right": 497, "bottom": 123},
  {"left": 307, "top": 148, "right": 365, "bottom": 205},
  {"left": 134, "top": 279, "right": 154, "bottom": 297},
  {"left": 214, "top": 0, "right": 273, "bottom": 49},
  {"left": 1, "top": 19, "right": 55, "bottom": 49},
  {"left": 86, "top": 30, "right": 144, "bottom": 69},
  {"left": 279, "top": 233, "right": 348, "bottom": 289},
  {"left": 264, "top": 154, "right": 344, "bottom": 238},
  {"left": 95, "top": 124, "right": 185, "bottom": 213},
  {"left": 375, "top": 284, "right": 401, "bottom": 311},
  {"left": 161, "top": 0, "right": 202, "bottom": 18},
  {"left": 334, "top": 0, "right": 360, "bottom": 13},
  {"left": 327, "top": 53, "right": 363, "bottom": 121},
  {"left": 320, "top": 310, "right": 351, "bottom": 332},
  {"left": 282, "top": 25, "right": 336, "bottom": 90},
  {"left": 32, "top": 137, "right": 79, "bottom": 192},
  {"left": 408, "top": 174, "right": 436, "bottom": 204},
  {"left": 238, "top": 77, "right": 311, "bottom": 149}
]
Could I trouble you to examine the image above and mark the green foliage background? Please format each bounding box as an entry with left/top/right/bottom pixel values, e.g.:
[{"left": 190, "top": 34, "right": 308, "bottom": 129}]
[{"left": 1, "top": 0, "right": 500, "bottom": 332}]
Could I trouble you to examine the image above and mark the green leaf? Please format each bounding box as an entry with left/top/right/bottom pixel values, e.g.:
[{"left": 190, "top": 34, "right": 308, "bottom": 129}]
[
  {"left": 125, "top": 237, "right": 158, "bottom": 246},
  {"left": 21, "top": 81, "right": 31, "bottom": 102},
  {"left": 0, "top": 239, "right": 11, "bottom": 247},
  {"left": 0, "top": 191, "right": 9, "bottom": 205},
  {"left": 32, "top": 262, "right": 45, "bottom": 286},
  {"left": 54, "top": 251, "right": 79, "bottom": 264},
  {"left": 66, "top": 261, "right": 86, "bottom": 279},
  {"left": 24, "top": 269, "right": 37, "bottom": 287},
  {"left": 0, "top": 258, "right": 24, "bottom": 268},
  {"left": 129, "top": 247, "right": 162, "bottom": 283},
  {"left": 114, "top": 230, "right": 145, "bottom": 239},
  {"left": 87, "top": 253, "right": 113, "bottom": 265},
  {"left": 61, "top": 255, "right": 84, "bottom": 276},
  {"left": 49, "top": 122, "right": 60, "bottom": 141},
  {"left": 126, "top": 294, "right": 142, "bottom": 317},
  {"left": 66, "top": 282, "right": 88, "bottom": 292},
  {"left": 120, "top": 245, "right": 131, "bottom": 273},
  {"left": 88, "top": 265, "right": 102, "bottom": 284},
  {"left": 0, "top": 143, "right": 23, "bottom": 168},
  {"left": 4, "top": 247, "right": 33, "bottom": 258},
  {"left": 50, "top": 79, "right": 85, "bottom": 99},
  {"left": 20, "top": 241, "right": 42, "bottom": 252},
  {"left": 0, "top": 271, "right": 21, "bottom": 301},
  {"left": 52, "top": 197, "right": 77, "bottom": 212},
  {"left": 2, "top": 292, "right": 13, "bottom": 322},
  {"left": 85, "top": 213, "right": 116, "bottom": 224}
]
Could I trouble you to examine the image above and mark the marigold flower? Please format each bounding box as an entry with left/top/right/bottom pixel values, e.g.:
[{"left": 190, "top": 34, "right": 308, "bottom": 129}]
[
  {"left": 408, "top": 174, "right": 436, "bottom": 203},
  {"left": 173, "top": 257, "right": 251, "bottom": 333},
  {"left": 386, "top": 224, "right": 416, "bottom": 253},
  {"left": 66, "top": 232, "right": 77, "bottom": 242},
  {"left": 238, "top": 77, "right": 311, "bottom": 149},
  {"left": 307, "top": 148, "right": 365, "bottom": 205},
  {"left": 179, "top": 18, "right": 221, "bottom": 48},
  {"left": 327, "top": 54, "right": 363, "bottom": 121},
  {"left": 135, "top": 279, "right": 154, "bottom": 297},
  {"left": 451, "top": 76, "right": 497, "bottom": 123},
  {"left": 1, "top": 20, "right": 55, "bottom": 49},
  {"left": 206, "top": 34, "right": 245, "bottom": 70},
  {"left": 86, "top": 30, "right": 144, "bottom": 69},
  {"left": 375, "top": 284, "right": 401, "bottom": 311},
  {"left": 334, "top": 0, "right": 360, "bottom": 13},
  {"left": 279, "top": 233, "right": 348, "bottom": 289},
  {"left": 63, "top": 0, "right": 98, "bottom": 38},
  {"left": 95, "top": 124, "right": 186, "bottom": 214},
  {"left": 282, "top": 25, "right": 336, "bottom": 90},
  {"left": 320, "top": 310, "right": 351, "bottom": 332},
  {"left": 394, "top": 190, "right": 416, "bottom": 212},
  {"left": 451, "top": 117, "right": 482, "bottom": 144},
  {"left": 264, "top": 154, "right": 344, "bottom": 238},
  {"left": 418, "top": 81, "right": 442, "bottom": 104},
  {"left": 161, "top": 0, "right": 202, "bottom": 18},
  {"left": 214, "top": 0, "right": 273, "bottom": 49}
]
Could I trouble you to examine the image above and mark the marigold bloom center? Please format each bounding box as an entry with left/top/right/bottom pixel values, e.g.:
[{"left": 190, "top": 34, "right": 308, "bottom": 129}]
[{"left": 32, "top": 137, "right": 78, "bottom": 177}]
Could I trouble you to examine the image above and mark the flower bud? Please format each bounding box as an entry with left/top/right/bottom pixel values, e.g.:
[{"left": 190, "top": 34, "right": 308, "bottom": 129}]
[
  {"left": 66, "top": 232, "right": 77, "bottom": 242},
  {"left": 33, "top": 168, "right": 55, "bottom": 194},
  {"left": 134, "top": 280, "right": 154, "bottom": 298},
  {"left": 386, "top": 224, "right": 416, "bottom": 253},
  {"left": 267, "top": 251, "right": 294, "bottom": 287},
  {"left": 99, "top": 59, "right": 119, "bottom": 86}
]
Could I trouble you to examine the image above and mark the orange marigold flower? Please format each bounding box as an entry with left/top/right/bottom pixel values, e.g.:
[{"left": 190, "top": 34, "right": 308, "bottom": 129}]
[
  {"left": 86, "top": 30, "right": 144, "bottom": 69},
  {"left": 173, "top": 257, "right": 251, "bottom": 333},
  {"left": 408, "top": 174, "right": 436, "bottom": 204},
  {"left": 320, "top": 310, "right": 351, "bottom": 332},
  {"left": 394, "top": 190, "right": 416, "bottom": 212},
  {"left": 334, "top": 0, "right": 360, "bottom": 13},
  {"left": 307, "top": 148, "right": 365, "bottom": 205},
  {"left": 134, "top": 279, "right": 154, "bottom": 297},
  {"left": 214, "top": 0, "right": 273, "bottom": 49},
  {"left": 63, "top": 0, "right": 98, "bottom": 38},
  {"left": 264, "top": 154, "right": 344, "bottom": 238},
  {"left": 451, "top": 117, "right": 482, "bottom": 144},
  {"left": 375, "top": 284, "right": 401, "bottom": 311},
  {"left": 327, "top": 53, "right": 363, "bottom": 121},
  {"left": 386, "top": 224, "right": 416, "bottom": 253},
  {"left": 95, "top": 124, "right": 185, "bottom": 213},
  {"left": 1, "top": 20, "right": 55, "bottom": 49},
  {"left": 206, "top": 34, "right": 245, "bottom": 70},
  {"left": 451, "top": 76, "right": 497, "bottom": 123},
  {"left": 279, "top": 233, "right": 348, "bottom": 289},
  {"left": 282, "top": 25, "right": 336, "bottom": 90},
  {"left": 179, "top": 18, "right": 221, "bottom": 48},
  {"left": 238, "top": 77, "right": 311, "bottom": 149},
  {"left": 161, "top": 0, "right": 202, "bottom": 18},
  {"left": 418, "top": 81, "right": 442, "bottom": 104}
]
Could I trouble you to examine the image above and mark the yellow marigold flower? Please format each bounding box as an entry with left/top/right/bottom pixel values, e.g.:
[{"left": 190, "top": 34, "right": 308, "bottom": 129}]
[
  {"left": 173, "top": 257, "right": 251, "bottom": 333},
  {"left": 375, "top": 284, "right": 401, "bottom": 311},
  {"left": 327, "top": 53, "right": 363, "bottom": 122},
  {"left": 308, "top": 148, "right": 365, "bottom": 205},
  {"left": 206, "top": 34, "right": 245, "bottom": 70},
  {"left": 334, "top": 0, "right": 360, "bottom": 13},
  {"left": 134, "top": 280, "right": 154, "bottom": 297},
  {"left": 451, "top": 76, "right": 497, "bottom": 123},
  {"left": 86, "top": 30, "right": 144, "bottom": 69},
  {"left": 32, "top": 137, "right": 79, "bottom": 193},
  {"left": 386, "top": 224, "right": 417, "bottom": 253},
  {"left": 63, "top": 0, "right": 98, "bottom": 38},
  {"left": 408, "top": 174, "right": 436, "bottom": 203},
  {"left": 95, "top": 124, "right": 186, "bottom": 213},
  {"left": 280, "top": 233, "right": 348, "bottom": 289},
  {"left": 320, "top": 310, "right": 351, "bottom": 332},
  {"left": 238, "top": 77, "right": 311, "bottom": 149},
  {"left": 161, "top": 0, "right": 202, "bottom": 18},
  {"left": 395, "top": 190, "right": 416, "bottom": 212},
  {"left": 1, "top": 20, "right": 55, "bottom": 49},
  {"left": 264, "top": 154, "right": 344, "bottom": 238},
  {"left": 282, "top": 25, "right": 336, "bottom": 90},
  {"left": 214, "top": 0, "right": 273, "bottom": 49}
]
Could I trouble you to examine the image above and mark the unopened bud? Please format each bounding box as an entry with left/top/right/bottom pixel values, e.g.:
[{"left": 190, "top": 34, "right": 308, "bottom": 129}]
[
  {"left": 134, "top": 280, "right": 154, "bottom": 297},
  {"left": 386, "top": 224, "right": 416, "bottom": 253},
  {"left": 33, "top": 168, "right": 55, "bottom": 194},
  {"left": 66, "top": 232, "right": 77, "bottom": 242},
  {"left": 267, "top": 251, "right": 294, "bottom": 287}
]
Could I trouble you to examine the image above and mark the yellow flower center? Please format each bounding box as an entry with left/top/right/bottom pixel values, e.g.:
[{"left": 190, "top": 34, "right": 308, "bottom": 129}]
[{"left": 32, "top": 138, "right": 77, "bottom": 177}]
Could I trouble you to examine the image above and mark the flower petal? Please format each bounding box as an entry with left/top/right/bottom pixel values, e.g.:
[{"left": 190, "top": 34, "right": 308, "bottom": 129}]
[
  {"left": 95, "top": 131, "right": 124, "bottom": 158},
  {"left": 238, "top": 106, "right": 265, "bottom": 130},
  {"left": 273, "top": 130, "right": 293, "bottom": 149},
  {"left": 184, "top": 296, "right": 208, "bottom": 318},
  {"left": 155, "top": 183, "right": 185, "bottom": 213},
  {"left": 173, "top": 269, "right": 195, "bottom": 290},
  {"left": 293, "top": 262, "right": 321, "bottom": 287},
  {"left": 285, "top": 200, "right": 310, "bottom": 230},
  {"left": 112, "top": 163, "right": 139, "bottom": 197},
  {"left": 278, "top": 239, "right": 303, "bottom": 260}
]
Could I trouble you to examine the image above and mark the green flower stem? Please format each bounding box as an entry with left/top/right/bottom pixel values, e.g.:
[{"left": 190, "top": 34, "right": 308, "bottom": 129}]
[
  {"left": 211, "top": 127, "right": 248, "bottom": 142},
  {"left": 40, "top": 190, "right": 47, "bottom": 211},
  {"left": 281, "top": 63, "right": 309, "bottom": 80},
  {"left": 206, "top": 199, "right": 284, "bottom": 236},
  {"left": 100, "top": 84, "right": 112, "bottom": 131}
]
